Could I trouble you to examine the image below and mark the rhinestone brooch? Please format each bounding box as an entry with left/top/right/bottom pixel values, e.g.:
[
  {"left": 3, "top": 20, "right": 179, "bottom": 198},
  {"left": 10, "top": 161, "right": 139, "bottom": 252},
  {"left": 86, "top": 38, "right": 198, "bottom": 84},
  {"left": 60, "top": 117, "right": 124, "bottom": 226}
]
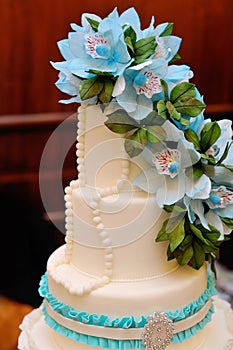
[{"left": 142, "top": 311, "right": 174, "bottom": 350}]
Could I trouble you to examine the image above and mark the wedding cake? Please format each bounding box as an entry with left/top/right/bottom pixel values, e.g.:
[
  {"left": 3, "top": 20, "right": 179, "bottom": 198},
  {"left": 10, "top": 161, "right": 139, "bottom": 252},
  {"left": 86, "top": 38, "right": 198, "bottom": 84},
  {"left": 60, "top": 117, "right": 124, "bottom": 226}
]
[{"left": 18, "top": 8, "right": 233, "bottom": 350}]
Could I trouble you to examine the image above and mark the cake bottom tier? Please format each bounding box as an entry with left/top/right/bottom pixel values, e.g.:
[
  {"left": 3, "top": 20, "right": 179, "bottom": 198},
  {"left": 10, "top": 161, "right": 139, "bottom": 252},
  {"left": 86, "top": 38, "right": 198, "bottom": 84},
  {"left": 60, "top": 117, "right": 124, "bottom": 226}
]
[{"left": 19, "top": 297, "right": 233, "bottom": 350}]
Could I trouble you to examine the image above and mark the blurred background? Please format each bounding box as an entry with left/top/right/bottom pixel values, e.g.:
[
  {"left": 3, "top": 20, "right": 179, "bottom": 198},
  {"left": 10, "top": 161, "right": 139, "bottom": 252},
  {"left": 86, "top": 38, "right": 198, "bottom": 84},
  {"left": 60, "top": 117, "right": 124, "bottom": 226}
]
[{"left": 0, "top": 0, "right": 233, "bottom": 349}]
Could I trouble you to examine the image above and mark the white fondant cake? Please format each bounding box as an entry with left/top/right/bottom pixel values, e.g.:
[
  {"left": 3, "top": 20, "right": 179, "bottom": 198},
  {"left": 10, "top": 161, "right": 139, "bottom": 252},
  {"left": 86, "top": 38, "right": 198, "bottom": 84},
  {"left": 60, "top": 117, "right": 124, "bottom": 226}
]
[{"left": 18, "top": 7, "right": 233, "bottom": 350}]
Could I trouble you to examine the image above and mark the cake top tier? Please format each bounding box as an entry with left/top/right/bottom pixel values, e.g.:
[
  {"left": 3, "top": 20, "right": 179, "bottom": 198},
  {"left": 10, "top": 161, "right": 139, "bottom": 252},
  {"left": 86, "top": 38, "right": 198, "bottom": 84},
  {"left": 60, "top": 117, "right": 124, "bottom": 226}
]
[{"left": 52, "top": 7, "right": 233, "bottom": 273}]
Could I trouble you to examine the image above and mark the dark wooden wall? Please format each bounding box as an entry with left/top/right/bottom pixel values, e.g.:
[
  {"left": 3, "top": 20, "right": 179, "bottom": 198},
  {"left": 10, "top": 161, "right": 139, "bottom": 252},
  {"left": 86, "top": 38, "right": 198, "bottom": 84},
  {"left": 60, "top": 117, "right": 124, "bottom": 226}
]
[
  {"left": 1, "top": 0, "right": 233, "bottom": 115},
  {"left": 0, "top": 0, "right": 233, "bottom": 234}
]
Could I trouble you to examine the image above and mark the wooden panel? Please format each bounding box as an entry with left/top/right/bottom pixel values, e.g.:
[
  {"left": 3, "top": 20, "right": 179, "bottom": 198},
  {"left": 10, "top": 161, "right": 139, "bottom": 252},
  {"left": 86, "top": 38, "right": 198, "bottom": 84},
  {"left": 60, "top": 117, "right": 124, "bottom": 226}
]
[
  {"left": 0, "top": 113, "right": 77, "bottom": 230},
  {"left": 1, "top": 0, "right": 233, "bottom": 115}
]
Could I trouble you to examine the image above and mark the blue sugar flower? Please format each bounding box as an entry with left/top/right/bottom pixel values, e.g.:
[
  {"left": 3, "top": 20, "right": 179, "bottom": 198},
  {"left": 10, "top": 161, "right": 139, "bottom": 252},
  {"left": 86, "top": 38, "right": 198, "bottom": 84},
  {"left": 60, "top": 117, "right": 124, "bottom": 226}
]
[
  {"left": 114, "top": 59, "right": 167, "bottom": 119},
  {"left": 66, "top": 16, "right": 132, "bottom": 78},
  {"left": 184, "top": 185, "right": 233, "bottom": 239},
  {"left": 51, "top": 61, "right": 96, "bottom": 104},
  {"left": 153, "top": 35, "right": 182, "bottom": 62},
  {"left": 133, "top": 121, "right": 203, "bottom": 207},
  {"left": 115, "top": 60, "right": 193, "bottom": 120},
  {"left": 109, "top": 7, "right": 155, "bottom": 40}
]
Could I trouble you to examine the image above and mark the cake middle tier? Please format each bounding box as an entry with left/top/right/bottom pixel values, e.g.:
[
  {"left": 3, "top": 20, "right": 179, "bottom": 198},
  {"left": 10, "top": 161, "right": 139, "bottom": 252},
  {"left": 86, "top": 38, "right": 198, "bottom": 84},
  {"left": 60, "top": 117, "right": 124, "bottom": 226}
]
[
  {"left": 46, "top": 245, "right": 209, "bottom": 318},
  {"left": 64, "top": 184, "right": 178, "bottom": 280}
]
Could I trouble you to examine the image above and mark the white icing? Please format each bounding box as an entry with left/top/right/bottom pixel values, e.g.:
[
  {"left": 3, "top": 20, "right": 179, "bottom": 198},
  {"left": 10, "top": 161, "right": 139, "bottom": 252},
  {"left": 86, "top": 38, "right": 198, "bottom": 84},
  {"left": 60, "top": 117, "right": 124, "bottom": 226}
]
[
  {"left": 47, "top": 246, "right": 207, "bottom": 316},
  {"left": 75, "top": 104, "right": 147, "bottom": 189}
]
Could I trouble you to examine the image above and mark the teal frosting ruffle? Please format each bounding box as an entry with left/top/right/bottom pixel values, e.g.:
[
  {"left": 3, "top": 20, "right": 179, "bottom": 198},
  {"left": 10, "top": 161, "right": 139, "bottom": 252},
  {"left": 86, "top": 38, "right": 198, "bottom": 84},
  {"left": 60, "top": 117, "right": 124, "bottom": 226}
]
[{"left": 39, "top": 270, "right": 216, "bottom": 348}]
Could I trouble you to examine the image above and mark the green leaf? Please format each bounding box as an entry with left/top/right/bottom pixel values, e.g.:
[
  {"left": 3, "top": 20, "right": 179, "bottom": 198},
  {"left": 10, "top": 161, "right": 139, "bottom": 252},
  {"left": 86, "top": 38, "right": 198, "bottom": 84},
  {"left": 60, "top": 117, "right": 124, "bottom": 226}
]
[
  {"left": 177, "top": 245, "right": 193, "bottom": 266},
  {"left": 170, "top": 82, "right": 196, "bottom": 104},
  {"left": 157, "top": 100, "right": 168, "bottom": 119},
  {"left": 124, "top": 128, "right": 147, "bottom": 157},
  {"left": 185, "top": 129, "right": 201, "bottom": 151},
  {"left": 160, "top": 23, "right": 174, "bottom": 37},
  {"left": 163, "top": 204, "right": 187, "bottom": 213},
  {"left": 98, "top": 78, "right": 114, "bottom": 103},
  {"left": 169, "top": 53, "right": 181, "bottom": 64},
  {"left": 168, "top": 217, "right": 185, "bottom": 252},
  {"left": 85, "top": 17, "right": 99, "bottom": 31},
  {"left": 156, "top": 219, "right": 170, "bottom": 242},
  {"left": 200, "top": 122, "right": 221, "bottom": 151},
  {"left": 201, "top": 153, "right": 216, "bottom": 164},
  {"left": 185, "top": 165, "right": 204, "bottom": 179},
  {"left": 201, "top": 225, "right": 221, "bottom": 243},
  {"left": 208, "top": 254, "right": 217, "bottom": 279},
  {"left": 166, "top": 101, "right": 181, "bottom": 121},
  {"left": 124, "top": 26, "right": 137, "bottom": 43},
  {"left": 125, "top": 37, "right": 135, "bottom": 54},
  {"left": 173, "top": 97, "right": 206, "bottom": 117},
  {"left": 189, "top": 223, "right": 216, "bottom": 249},
  {"left": 167, "top": 246, "right": 175, "bottom": 261},
  {"left": 124, "top": 26, "right": 137, "bottom": 53},
  {"left": 146, "top": 125, "right": 166, "bottom": 143},
  {"left": 105, "top": 110, "right": 139, "bottom": 134},
  {"left": 79, "top": 77, "right": 103, "bottom": 100},
  {"left": 87, "top": 70, "right": 113, "bottom": 77},
  {"left": 134, "top": 36, "right": 156, "bottom": 61},
  {"left": 179, "top": 117, "right": 191, "bottom": 126},
  {"left": 141, "top": 111, "right": 165, "bottom": 126},
  {"left": 190, "top": 240, "right": 205, "bottom": 270},
  {"left": 160, "top": 79, "right": 169, "bottom": 101}
]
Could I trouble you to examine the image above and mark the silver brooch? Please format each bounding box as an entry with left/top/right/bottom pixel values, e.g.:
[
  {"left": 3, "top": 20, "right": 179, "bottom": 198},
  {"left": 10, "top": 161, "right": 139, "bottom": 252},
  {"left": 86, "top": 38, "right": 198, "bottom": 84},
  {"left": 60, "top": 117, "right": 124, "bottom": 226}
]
[{"left": 142, "top": 312, "right": 174, "bottom": 350}]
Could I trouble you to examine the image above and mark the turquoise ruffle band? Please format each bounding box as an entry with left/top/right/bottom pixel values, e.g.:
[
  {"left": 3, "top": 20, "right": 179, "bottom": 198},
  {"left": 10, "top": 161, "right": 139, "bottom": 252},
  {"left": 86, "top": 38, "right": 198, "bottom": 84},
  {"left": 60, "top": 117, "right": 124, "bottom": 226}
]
[
  {"left": 39, "top": 270, "right": 216, "bottom": 348},
  {"left": 41, "top": 302, "right": 214, "bottom": 348}
]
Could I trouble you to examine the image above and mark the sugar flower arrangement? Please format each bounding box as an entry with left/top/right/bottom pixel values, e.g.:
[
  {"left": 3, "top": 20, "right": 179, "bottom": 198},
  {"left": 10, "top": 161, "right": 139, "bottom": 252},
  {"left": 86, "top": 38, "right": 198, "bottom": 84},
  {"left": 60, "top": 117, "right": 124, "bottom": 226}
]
[{"left": 52, "top": 7, "right": 233, "bottom": 274}]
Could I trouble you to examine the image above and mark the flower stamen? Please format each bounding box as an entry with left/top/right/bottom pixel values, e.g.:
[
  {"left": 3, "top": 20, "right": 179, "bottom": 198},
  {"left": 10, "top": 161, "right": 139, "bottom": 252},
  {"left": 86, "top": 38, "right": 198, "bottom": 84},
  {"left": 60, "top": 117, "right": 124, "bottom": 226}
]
[
  {"left": 85, "top": 34, "right": 110, "bottom": 59},
  {"left": 134, "top": 71, "right": 162, "bottom": 98},
  {"left": 208, "top": 186, "right": 233, "bottom": 208},
  {"left": 153, "top": 149, "right": 181, "bottom": 178}
]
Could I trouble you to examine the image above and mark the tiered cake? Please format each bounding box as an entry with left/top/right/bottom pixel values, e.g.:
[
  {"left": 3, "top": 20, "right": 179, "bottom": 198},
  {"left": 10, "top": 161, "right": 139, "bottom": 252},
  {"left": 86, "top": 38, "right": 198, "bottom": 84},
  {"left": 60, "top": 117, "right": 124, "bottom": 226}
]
[{"left": 19, "top": 8, "right": 233, "bottom": 350}]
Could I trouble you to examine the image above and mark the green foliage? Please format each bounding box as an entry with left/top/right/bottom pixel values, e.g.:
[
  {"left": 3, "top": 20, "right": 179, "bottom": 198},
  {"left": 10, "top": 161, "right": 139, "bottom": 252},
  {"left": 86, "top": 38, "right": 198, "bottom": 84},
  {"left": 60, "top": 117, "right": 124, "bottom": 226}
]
[
  {"left": 79, "top": 77, "right": 103, "bottom": 100},
  {"left": 200, "top": 122, "right": 221, "bottom": 151},
  {"left": 156, "top": 212, "right": 221, "bottom": 274},
  {"left": 160, "top": 23, "right": 174, "bottom": 37},
  {"left": 157, "top": 82, "right": 206, "bottom": 127},
  {"left": 184, "top": 129, "right": 201, "bottom": 151},
  {"left": 134, "top": 36, "right": 156, "bottom": 64},
  {"left": 124, "top": 26, "right": 137, "bottom": 54},
  {"left": 85, "top": 17, "right": 99, "bottom": 31},
  {"left": 79, "top": 75, "right": 115, "bottom": 103},
  {"left": 105, "top": 110, "right": 166, "bottom": 157},
  {"left": 221, "top": 217, "right": 233, "bottom": 229}
]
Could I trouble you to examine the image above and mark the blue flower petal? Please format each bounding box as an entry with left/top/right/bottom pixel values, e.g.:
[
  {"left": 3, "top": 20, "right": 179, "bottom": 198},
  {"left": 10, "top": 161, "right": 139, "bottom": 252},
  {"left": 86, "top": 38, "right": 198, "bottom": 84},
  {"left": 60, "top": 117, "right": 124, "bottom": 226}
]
[
  {"left": 119, "top": 7, "right": 141, "bottom": 31},
  {"left": 185, "top": 174, "right": 211, "bottom": 199},
  {"left": 154, "top": 23, "right": 169, "bottom": 36},
  {"left": 190, "top": 199, "right": 209, "bottom": 229},
  {"left": 128, "top": 94, "right": 153, "bottom": 120},
  {"left": 116, "top": 78, "right": 137, "bottom": 112},
  {"left": 214, "top": 204, "right": 233, "bottom": 219},
  {"left": 68, "top": 32, "right": 87, "bottom": 58},
  {"left": 205, "top": 211, "right": 226, "bottom": 238},
  {"left": 178, "top": 138, "right": 200, "bottom": 168},
  {"left": 166, "top": 65, "right": 193, "bottom": 83},
  {"left": 57, "top": 39, "right": 76, "bottom": 61},
  {"left": 156, "top": 174, "right": 185, "bottom": 207},
  {"left": 133, "top": 168, "right": 164, "bottom": 194}
]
